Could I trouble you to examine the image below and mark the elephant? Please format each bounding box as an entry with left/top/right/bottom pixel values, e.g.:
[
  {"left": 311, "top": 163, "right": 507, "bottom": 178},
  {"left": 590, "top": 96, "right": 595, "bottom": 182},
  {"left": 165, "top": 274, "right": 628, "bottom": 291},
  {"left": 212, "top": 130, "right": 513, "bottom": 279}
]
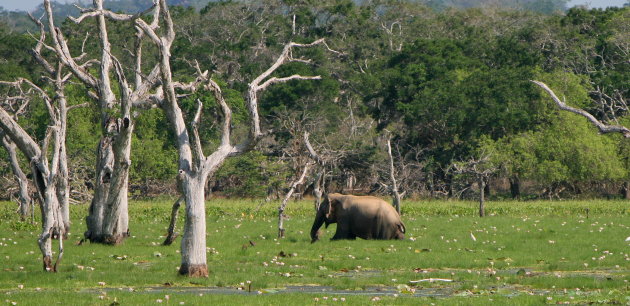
[{"left": 310, "top": 193, "right": 405, "bottom": 243}]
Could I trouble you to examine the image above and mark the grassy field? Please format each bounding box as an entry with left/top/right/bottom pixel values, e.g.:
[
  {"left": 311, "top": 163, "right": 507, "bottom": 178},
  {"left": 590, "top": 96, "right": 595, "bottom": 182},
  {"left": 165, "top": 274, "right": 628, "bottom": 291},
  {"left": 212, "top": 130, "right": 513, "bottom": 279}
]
[{"left": 0, "top": 199, "right": 628, "bottom": 305}]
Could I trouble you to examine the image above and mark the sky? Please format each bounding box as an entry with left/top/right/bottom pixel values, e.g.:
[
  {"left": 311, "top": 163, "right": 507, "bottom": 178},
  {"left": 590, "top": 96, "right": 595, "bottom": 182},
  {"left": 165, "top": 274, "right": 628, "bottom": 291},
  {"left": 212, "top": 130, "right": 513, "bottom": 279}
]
[{"left": 0, "top": 0, "right": 627, "bottom": 12}]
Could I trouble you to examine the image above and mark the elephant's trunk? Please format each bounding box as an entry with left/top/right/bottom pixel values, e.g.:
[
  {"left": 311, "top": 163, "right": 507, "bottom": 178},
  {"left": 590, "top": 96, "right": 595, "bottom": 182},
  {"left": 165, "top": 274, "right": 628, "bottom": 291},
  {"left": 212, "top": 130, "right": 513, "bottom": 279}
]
[
  {"left": 310, "top": 202, "right": 328, "bottom": 243},
  {"left": 310, "top": 211, "right": 325, "bottom": 243}
]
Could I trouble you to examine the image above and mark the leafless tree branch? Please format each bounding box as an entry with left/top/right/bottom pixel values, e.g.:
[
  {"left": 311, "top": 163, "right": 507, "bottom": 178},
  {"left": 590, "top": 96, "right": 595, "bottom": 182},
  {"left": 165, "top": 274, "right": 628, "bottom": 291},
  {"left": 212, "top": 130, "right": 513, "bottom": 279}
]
[{"left": 532, "top": 80, "right": 630, "bottom": 137}]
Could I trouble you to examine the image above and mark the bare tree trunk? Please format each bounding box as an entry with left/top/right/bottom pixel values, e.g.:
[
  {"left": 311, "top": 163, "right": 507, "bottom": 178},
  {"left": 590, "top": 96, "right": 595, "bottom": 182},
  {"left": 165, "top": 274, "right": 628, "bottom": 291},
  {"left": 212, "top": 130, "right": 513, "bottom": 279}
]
[
  {"left": 37, "top": 171, "right": 65, "bottom": 272},
  {"left": 163, "top": 196, "right": 184, "bottom": 245},
  {"left": 386, "top": 138, "right": 402, "bottom": 214},
  {"left": 1, "top": 134, "right": 32, "bottom": 219},
  {"left": 85, "top": 139, "right": 111, "bottom": 242},
  {"left": 0, "top": 106, "right": 65, "bottom": 272},
  {"left": 55, "top": 84, "right": 71, "bottom": 235},
  {"left": 179, "top": 176, "right": 207, "bottom": 277},
  {"left": 313, "top": 171, "right": 324, "bottom": 212},
  {"left": 84, "top": 120, "right": 132, "bottom": 244},
  {"left": 304, "top": 132, "right": 325, "bottom": 212},
  {"left": 81, "top": 0, "right": 132, "bottom": 245},
  {"left": 278, "top": 163, "right": 311, "bottom": 238},
  {"left": 479, "top": 177, "right": 486, "bottom": 217}
]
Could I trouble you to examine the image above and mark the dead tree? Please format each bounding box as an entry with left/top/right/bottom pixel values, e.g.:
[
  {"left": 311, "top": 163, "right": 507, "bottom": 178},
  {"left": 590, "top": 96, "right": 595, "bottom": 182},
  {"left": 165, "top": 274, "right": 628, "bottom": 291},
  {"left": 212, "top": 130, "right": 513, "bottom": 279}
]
[
  {"left": 384, "top": 136, "right": 404, "bottom": 214},
  {"left": 277, "top": 131, "right": 326, "bottom": 237},
  {"left": 136, "top": 0, "right": 338, "bottom": 277},
  {"left": 0, "top": 98, "right": 33, "bottom": 220},
  {"left": 42, "top": 0, "right": 164, "bottom": 244},
  {"left": 0, "top": 75, "right": 70, "bottom": 272},
  {"left": 376, "top": 133, "right": 421, "bottom": 214},
  {"left": 278, "top": 161, "right": 312, "bottom": 238},
  {"left": 452, "top": 154, "right": 497, "bottom": 217},
  {"left": 304, "top": 132, "right": 326, "bottom": 211},
  {"left": 312, "top": 171, "right": 325, "bottom": 210},
  {"left": 0, "top": 8, "right": 96, "bottom": 268}
]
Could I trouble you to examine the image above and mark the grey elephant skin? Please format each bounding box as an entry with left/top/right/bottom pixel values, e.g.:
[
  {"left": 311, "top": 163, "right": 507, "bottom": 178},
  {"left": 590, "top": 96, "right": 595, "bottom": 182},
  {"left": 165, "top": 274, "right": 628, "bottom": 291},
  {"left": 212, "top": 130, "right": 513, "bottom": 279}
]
[{"left": 310, "top": 193, "right": 405, "bottom": 243}]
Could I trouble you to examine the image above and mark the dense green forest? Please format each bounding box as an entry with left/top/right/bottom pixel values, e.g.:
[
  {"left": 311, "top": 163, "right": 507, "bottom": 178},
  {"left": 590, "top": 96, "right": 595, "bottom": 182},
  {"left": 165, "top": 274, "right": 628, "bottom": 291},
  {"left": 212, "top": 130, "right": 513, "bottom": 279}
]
[{"left": 0, "top": 0, "right": 628, "bottom": 202}]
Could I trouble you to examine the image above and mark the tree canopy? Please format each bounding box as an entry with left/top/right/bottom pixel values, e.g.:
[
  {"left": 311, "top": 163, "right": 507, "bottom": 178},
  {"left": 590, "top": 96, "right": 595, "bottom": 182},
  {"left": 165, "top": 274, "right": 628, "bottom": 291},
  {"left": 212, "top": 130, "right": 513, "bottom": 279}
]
[{"left": 0, "top": 1, "right": 628, "bottom": 200}]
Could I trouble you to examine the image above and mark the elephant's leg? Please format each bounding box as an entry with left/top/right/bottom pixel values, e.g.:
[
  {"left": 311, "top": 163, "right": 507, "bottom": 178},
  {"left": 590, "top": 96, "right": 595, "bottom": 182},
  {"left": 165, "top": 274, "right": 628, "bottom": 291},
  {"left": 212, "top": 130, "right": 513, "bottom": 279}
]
[{"left": 331, "top": 222, "right": 351, "bottom": 240}]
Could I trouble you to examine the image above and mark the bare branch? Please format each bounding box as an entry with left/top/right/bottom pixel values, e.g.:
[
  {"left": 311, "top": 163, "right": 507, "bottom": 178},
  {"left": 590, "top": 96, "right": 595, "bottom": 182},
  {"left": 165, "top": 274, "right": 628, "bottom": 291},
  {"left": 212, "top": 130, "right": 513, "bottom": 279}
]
[
  {"left": 191, "top": 99, "right": 205, "bottom": 166},
  {"left": 532, "top": 80, "right": 630, "bottom": 137},
  {"left": 135, "top": 19, "right": 162, "bottom": 46},
  {"left": 134, "top": 27, "right": 144, "bottom": 89},
  {"left": 69, "top": 2, "right": 144, "bottom": 24},
  {"left": 303, "top": 132, "right": 323, "bottom": 164},
  {"left": 161, "top": 0, "right": 176, "bottom": 46},
  {"left": 109, "top": 52, "right": 132, "bottom": 112},
  {"left": 258, "top": 75, "right": 322, "bottom": 91},
  {"left": 247, "top": 38, "right": 335, "bottom": 142},
  {"left": 27, "top": 13, "right": 55, "bottom": 75},
  {"left": 43, "top": 0, "right": 97, "bottom": 89},
  {"left": 206, "top": 79, "right": 232, "bottom": 149},
  {"left": 278, "top": 161, "right": 313, "bottom": 238},
  {"left": 67, "top": 103, "right": 90, "bottom": 111},
  {"left": 48, "top": 126, "right": 62, "bottom": 180},
  {"left": 289, "top": 58, "right": 314, "bottom": 65},
  {"left": 130, "top": 65, "right": 161, "bottom": 103},
  {"left": 0, "top": 107, "right": 41, "bottom": 162},
  {"left": 0, "top": 79, "right": 56, "bottom": 121}
]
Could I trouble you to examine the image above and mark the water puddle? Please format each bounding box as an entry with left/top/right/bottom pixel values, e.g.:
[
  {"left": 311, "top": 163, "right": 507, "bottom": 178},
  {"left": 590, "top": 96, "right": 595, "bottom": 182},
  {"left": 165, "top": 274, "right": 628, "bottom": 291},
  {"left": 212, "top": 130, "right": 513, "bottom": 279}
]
[
  {"left": 83, "top": 285, "right": 458, "bottom": 297},
  {"left": 58, "top": 268, "right": 630, "bottom": 298}
]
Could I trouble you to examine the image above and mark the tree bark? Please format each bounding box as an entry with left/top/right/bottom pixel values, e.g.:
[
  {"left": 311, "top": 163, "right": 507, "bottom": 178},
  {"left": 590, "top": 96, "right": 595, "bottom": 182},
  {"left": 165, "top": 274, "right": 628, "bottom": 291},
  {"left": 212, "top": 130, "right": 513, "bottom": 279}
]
[
  {"left": 313, "top": 171, "right": 324, "bottom": 212},
  {"left": 55, "top": 82, "right": 71, "bottom": 236},
  {"left": 278, "top": 163, "right": 311, "bottom": 238},
  {"left": 84, "top": 118, "right": 132, "bottom": 244},
  {"left": 42, "top": 0, "right": 160, "bottom": 245},
  {"left": 532, "top": 81, "right": 630, "bottom": 137},
  {"left": 80, "top": 0, "right": 132, "bottom": 245},
  {"left": 1, "top": 134, "right": 32, "bottom": 220},
  {"left": 304, "top": 132, "right": 325, "bottom": 212},
  {"left": 0, "top": 106, "right": 65, "bottom": 272},
  {"left": 479, "top": 177, "right": 486, "bottom": 217},
  {"left": 37, "top": 167, "right": 65, "bottom": 272},
  {"left": 163, "top": 196, "right": 183, "bottom": 246},
  {"left": 179, "top": 175, "right": 208, "bottom": 277},
  {"left": 483, "top": 178, "right": 490, "bottom": 197},
  {"left": 386, "top": 138, "right": 403, "bottom": 214}
]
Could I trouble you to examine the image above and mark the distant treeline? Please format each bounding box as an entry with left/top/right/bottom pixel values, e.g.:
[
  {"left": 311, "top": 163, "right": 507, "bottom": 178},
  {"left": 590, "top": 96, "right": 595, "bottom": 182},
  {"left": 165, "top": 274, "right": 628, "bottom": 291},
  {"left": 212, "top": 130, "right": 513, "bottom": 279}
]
[{"left": 0, "top": 0, "right": 628, "bottom": 200}]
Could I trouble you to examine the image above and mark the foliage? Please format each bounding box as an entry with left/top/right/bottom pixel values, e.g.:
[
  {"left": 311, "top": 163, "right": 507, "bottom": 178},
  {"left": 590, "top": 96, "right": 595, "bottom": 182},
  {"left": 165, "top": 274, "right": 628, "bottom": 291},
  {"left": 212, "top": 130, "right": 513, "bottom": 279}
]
[
  {"left": 0, "top": 24, "right": 39, "bottom": 80},
  {"left": 214, "top": 151, "right": 291, "bottom": 198},
  {"left": 370, "top": 36, "right": 550, "bottom": 169},
  {"left": 130, "top": 108, "right": 179, "bottom": 183},
  {"left": 0, "top": 2, "right": 628, "bottom": 200},
  {"left": 482, "top": 72, "right": 627, "bottom": 196}
]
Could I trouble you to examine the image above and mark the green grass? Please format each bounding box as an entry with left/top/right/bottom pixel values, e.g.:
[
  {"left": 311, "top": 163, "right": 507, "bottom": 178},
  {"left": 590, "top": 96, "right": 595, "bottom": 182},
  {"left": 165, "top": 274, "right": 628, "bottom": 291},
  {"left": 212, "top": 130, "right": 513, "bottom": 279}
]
[{"left": 0, "top": 199, "right": 628, "bottom": 305}]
